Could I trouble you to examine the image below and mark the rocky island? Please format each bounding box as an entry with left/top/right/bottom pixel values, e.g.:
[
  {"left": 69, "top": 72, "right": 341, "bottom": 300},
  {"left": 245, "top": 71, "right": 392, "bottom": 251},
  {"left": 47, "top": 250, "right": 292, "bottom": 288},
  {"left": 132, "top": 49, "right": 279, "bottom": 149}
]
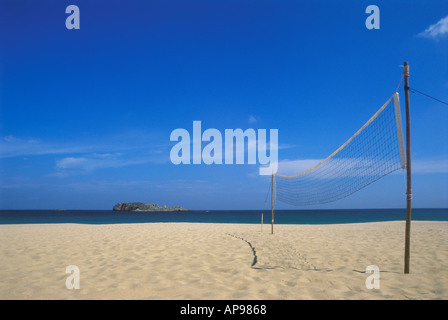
[{"left": 113, "top": 202, "right": 191, "bottom": 212}]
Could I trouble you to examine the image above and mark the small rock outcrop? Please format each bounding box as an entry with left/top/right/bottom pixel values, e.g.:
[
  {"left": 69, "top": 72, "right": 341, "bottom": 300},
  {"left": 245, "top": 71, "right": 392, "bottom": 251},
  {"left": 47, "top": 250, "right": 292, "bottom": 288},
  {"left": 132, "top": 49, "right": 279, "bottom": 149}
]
[{"left": 113, "top": 202, "right": 190, "bottom": 212}]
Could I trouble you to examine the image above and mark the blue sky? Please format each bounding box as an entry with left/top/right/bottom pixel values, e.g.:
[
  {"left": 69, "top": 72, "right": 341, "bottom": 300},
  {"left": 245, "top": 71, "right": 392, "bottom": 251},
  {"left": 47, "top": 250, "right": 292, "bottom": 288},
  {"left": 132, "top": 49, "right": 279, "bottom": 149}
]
[{"left": 0, "top": 0, "right": 447, "bottom": 210}]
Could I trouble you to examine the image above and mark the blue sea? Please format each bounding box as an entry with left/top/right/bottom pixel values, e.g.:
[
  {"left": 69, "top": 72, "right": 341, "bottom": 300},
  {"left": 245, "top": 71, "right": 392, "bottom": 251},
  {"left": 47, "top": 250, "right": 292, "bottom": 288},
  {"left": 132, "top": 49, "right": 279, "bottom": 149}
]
[{"left": 0, "top": 208, "right": 447, "bottom": 225}]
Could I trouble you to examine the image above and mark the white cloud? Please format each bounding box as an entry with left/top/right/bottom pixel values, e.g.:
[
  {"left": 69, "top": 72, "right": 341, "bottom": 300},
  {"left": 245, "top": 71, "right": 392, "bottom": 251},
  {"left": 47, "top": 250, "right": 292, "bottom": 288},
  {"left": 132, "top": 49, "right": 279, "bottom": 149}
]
[
  {"left": 54, "top": 153, "right": 152, "bottom": 176},
  {"left": 412, "top": 158, "right": 448, "bottom": 174},
  {"left": 418, "top": 15, "right": 448, "bottom": 40},
  {"left": 56, "top": 157, "right": 89, "bottom": 169},
  {"left": 0, "top": 131, "right": 169, "bottom": 159},
  {"left": 248, "top": 115, "right": 258, "bottom": 124},
  {"left": 275, "top": 157, "right": 448, "bottom": 177},
  {"left": 275, "top": 158, "right": 380, "bottom": 178},
  {"left": 0, "top": 135, "right": 104, "bottom": 159},
  {"left": 275, "top": 159, "right": 323, "bottom": 176}
]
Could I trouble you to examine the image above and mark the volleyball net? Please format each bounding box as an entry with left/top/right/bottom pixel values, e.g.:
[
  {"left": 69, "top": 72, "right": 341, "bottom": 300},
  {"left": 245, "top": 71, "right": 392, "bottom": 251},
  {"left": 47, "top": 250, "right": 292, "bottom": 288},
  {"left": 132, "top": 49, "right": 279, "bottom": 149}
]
[{"left": 275, "top": 92, "right": 406, "bottom": 206}]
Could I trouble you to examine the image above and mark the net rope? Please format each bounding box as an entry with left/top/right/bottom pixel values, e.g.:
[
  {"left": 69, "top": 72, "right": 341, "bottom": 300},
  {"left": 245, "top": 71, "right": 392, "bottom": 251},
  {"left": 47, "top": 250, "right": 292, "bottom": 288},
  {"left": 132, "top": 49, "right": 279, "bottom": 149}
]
[{"left": 275, "top": 93, "right": 406, "bottom": 206}]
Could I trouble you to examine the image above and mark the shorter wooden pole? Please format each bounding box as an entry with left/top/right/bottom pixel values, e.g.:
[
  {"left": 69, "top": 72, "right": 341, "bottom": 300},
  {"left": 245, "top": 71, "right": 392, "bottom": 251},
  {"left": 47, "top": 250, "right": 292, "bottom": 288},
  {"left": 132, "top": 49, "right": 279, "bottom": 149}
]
[
  {"left": 271, "top": 173, "right": 274, "bottom": 234},
  {"left": 261, "top": 212, "right": 263, "bottom": 232}
]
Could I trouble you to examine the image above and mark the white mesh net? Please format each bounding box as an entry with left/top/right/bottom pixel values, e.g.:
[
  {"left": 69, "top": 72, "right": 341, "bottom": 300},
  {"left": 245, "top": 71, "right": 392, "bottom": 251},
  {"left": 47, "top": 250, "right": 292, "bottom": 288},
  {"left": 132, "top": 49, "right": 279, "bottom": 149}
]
[{"left": 275, "top": 93, "right": 406, "bottom": 206}]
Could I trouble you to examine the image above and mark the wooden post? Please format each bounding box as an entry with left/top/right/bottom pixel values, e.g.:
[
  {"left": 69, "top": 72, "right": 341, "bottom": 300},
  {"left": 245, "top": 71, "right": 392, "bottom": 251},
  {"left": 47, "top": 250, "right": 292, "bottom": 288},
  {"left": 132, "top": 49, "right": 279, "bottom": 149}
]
[
  {"left": 271, "top": 172, "right": 274, "bottom": 234},
  {"left": 261, "top": 211, "right": 263, "bottom": 232},
  {"left": 403, "top": 61, "right": 412, "bottom": 274}
]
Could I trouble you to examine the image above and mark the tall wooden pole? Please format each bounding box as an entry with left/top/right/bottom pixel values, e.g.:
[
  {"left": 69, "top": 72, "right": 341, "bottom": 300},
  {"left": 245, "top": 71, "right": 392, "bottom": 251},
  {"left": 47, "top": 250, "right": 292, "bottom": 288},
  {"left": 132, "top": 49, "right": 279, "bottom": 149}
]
[
  {"left": 271, "top": 173, "right": 274, "bottom": 234},
  {"left": 403, "top": 61, "right": 412, "bottom": 274}
]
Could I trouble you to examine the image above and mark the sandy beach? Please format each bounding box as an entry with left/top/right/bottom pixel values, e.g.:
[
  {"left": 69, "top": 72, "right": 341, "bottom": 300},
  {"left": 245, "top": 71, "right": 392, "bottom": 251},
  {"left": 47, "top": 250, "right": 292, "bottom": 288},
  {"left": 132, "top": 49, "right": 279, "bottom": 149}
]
[{"left": 0, "top": 221, "right": 447, "bottom": 300}]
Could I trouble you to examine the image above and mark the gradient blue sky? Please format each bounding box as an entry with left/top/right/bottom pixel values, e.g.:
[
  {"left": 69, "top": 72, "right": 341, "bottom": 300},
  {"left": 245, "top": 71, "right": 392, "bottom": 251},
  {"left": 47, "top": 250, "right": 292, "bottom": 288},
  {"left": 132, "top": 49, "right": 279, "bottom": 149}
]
[{"left": 1, "top": 0, "right": 447, "bottom": 210}]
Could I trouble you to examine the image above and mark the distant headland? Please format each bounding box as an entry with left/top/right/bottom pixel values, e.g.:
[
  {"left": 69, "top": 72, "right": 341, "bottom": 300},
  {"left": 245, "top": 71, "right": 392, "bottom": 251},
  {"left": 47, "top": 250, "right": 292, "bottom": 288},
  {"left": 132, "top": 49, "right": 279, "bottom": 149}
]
[{"left": 113, "top": 202, "right": 191, "bottom": 212}]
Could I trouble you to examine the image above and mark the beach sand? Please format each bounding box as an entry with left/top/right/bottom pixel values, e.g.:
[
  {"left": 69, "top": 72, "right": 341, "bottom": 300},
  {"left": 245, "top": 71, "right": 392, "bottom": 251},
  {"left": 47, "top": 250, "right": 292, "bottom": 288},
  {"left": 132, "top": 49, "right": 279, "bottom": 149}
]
[{"left": 0, "top": 221, "right": 447, "bottom": 300}]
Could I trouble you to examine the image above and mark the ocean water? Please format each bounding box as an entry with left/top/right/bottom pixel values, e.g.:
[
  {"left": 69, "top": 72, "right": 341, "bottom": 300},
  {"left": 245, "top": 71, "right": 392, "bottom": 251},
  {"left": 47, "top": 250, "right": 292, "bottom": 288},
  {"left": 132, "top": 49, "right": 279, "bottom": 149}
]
[{"left": 0, "top": 208, "right": 447, "bottom": 225}]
